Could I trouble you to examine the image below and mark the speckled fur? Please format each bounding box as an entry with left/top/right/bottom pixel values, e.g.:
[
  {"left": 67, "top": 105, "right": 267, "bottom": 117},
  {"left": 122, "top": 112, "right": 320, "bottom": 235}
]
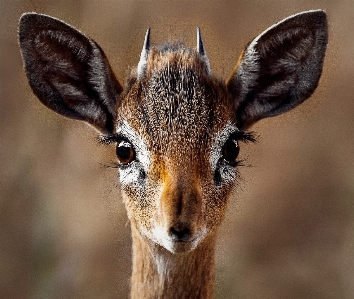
[
  {"left": 114, "top": 45, "right": 238, "bottom": 298},
  {"left": 117, "top": 44, "right": 236, "bottom": 246},
  {"left": 19, "top": 10, "right": 328, "bottom": 299}
]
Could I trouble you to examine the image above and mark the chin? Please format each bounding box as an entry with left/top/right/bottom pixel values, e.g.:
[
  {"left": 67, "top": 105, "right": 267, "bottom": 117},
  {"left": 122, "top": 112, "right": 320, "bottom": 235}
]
[
  {"left": 149, "top": 225, "right": 210, "bottom": 254},
  {"left": 161, "top": 238, "right": 200, "bottom": 254},
  {"left": 153, "top": 230, "right": 207, "bottom": 254}
]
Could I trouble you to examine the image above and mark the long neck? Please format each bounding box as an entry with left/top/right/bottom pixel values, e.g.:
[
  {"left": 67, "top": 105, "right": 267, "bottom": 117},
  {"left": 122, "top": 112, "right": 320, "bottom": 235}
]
[{"left": 130, "top": 226, "right": 216, "bottom": 299}]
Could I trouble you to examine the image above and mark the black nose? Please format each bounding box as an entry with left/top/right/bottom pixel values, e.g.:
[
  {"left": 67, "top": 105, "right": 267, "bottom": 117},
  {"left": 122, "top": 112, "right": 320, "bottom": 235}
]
[{"left": 169, "top": 226, "right": 191, "bottom": 242}]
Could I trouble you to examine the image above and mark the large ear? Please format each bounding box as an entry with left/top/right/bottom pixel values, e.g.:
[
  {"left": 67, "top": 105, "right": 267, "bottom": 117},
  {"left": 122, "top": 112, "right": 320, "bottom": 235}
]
[
  {"left": 227, "top": 10, "right": 328, "bottom": 130},
  {"left": 19, "top": 12, "right": 123, "bottom": 134}
]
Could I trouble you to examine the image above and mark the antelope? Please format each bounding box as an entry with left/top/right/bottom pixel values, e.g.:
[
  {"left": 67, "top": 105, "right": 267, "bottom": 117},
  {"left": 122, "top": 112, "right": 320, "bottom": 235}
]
[{"left": 19, "top": 10, "right": 328, "bottom": 299}]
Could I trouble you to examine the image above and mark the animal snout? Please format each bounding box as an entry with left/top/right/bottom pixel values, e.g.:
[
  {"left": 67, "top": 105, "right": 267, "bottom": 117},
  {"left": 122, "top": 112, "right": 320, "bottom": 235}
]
[
  {"left": 159, "top": 173, "right": 203, "bottom": 243},
  {"left": 169, "top": 223, "right": 191, "bottom": 242}
]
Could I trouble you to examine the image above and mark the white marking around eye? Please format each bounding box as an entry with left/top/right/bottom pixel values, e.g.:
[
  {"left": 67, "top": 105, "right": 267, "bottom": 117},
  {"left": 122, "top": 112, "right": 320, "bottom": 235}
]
[
  {"left": 116, "top": 120, "right": 150, "bottom": 185},
  {"left": 118, "top": 162, "right": 142, "bottom": 185},
  {"left": 209, "top": 122, "right": 238, "bottom": 171}
]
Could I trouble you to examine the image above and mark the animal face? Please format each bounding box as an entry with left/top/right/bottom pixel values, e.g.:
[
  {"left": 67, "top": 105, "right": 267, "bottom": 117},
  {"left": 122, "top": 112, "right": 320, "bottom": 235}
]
[
  {"left": 113, "top": 46, "right": 245, "bottom": 252},
  {"left": 19, "top": 10, "right": 327, "bottom": 253}
]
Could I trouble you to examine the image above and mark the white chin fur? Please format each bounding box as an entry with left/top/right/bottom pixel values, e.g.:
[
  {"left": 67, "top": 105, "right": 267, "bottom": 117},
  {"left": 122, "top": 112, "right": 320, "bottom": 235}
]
[{"left": 151, "top": 226, "right": 206, "bottom": 253}]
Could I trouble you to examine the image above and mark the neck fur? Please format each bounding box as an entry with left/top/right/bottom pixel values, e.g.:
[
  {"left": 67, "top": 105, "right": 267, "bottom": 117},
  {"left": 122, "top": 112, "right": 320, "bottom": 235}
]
[{"left": 130, "top": 226, "right": 216, "bottom": 299}]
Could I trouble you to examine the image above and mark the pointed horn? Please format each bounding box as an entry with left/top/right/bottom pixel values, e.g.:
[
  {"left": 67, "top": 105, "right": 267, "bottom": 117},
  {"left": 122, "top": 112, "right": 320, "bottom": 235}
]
[
  {"left": 197, "top": 27, "right": 206, "bottom": 55},
  {"left": 196, "top": 28, "right": 211, "bottom": 74},
  {"left": 137, "top": 28, "right": 150, "bottom": 78}
]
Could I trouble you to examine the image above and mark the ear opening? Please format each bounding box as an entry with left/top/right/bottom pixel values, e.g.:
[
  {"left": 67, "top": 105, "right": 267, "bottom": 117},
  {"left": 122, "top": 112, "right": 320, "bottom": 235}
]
[
  {"left": 19, "top": 12, "right": 123, "bottom": 134},
  {"left": 227, "top": 10, "right": 328, "bottom": 130}
]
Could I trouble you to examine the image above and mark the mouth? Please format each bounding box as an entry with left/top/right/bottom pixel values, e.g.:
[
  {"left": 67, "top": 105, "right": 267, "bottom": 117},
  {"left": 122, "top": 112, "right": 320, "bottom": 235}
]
[
  {"left": 152, "top": 228, "right": 206, "bottom": 253},
  {"left": 163, "top": 238, "right": 199, "bottom": 253},
  {"left": 158, "top": 234, "right": 204, "bottom": 253}
]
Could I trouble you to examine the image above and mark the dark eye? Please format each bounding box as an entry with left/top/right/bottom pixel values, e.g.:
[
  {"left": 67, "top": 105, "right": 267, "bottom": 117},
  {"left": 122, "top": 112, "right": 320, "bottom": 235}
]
[
  {"left": 116, "top": 140, "right": 135, "bottom": 165},
  {"left": 222, "top": 139, "right": 240, "bottom": 164}
]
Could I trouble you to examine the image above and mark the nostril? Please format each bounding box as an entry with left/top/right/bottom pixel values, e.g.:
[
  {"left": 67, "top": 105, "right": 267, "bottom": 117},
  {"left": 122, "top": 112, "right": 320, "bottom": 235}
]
[{"left": 169, "top": 226, "right": 191, "bottom": 242}]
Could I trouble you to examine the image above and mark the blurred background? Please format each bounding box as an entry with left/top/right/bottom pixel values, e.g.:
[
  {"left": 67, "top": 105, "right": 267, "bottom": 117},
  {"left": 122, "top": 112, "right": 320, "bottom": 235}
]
[{"left": 1, "top": 0, "right": 354, "bottom": 298}]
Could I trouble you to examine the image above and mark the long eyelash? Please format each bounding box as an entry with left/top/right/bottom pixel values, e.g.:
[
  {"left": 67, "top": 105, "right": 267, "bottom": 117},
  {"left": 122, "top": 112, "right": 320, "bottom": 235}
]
[
  {"left": 99, "top": 134, "right": 117, "bottom": 145},
  {"left": 230, "top": 159, "right": 254, "bottom": 188},
  {"left": 235, "top": 159, "right": 253, "bottom": 168},
  {"left": 232, "top": 131, "right": 258, "bottom": 143},
  {"left": 98, "top": 134, "right": 127, "bottom": 145},
  {"left": 100, "top": 131, "right": 257, "bottom": 145},
  {"left": 99, "top": 161, "right": 120, "bottom": 169}
]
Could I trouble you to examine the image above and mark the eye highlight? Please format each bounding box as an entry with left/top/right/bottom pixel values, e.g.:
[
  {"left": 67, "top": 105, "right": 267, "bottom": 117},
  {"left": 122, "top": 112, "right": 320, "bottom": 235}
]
[
  {"left": 222, "top": 139, "right": 240, "bottom": 164},
  {"left": 116, "top": 140, "right": 135, "bottom": 165}
]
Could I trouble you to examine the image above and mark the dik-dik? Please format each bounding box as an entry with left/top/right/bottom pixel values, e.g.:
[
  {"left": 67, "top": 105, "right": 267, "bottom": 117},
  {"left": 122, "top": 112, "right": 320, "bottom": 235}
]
[{"left": 19, "top": 10, "right": 328, "bottom": 299}]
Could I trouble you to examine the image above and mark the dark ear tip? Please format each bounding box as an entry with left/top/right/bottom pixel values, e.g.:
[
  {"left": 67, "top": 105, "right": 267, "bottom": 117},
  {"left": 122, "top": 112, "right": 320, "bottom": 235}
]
[
  {"left": 19, "top": 12, "right": 43, "bottom": 36},
  {"left": 19, "top": 12, "right": 40, "bottom": 27},
  {"left": 310, "top": 9, "right": 327, "bottom": 22},
  {"left": 20, "top": 12, "right": 37, "bottom": 20},
  {"left": 300, "top": 9, "right": 328, "bottom": 26},
  {"left": 19, "top": 13, "right": 36, "bottom": 42},
  {"left": 19, "top": 12, "right": 62, "bottom": 32},
  {"left": 306, "top": 10, "right": 328, "bottom": 41}
]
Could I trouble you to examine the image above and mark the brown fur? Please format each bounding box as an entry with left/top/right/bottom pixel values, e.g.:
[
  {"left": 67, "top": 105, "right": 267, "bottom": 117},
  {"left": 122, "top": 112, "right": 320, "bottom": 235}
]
[
  {"left": 131, "top": 225, "right": 216, "bottom": 299},
  {"left": 115, "top": 47, "right": 234, "bottom": 298},
  {"left": 19, "top": 10, "right": 327, "bottom": 299}
]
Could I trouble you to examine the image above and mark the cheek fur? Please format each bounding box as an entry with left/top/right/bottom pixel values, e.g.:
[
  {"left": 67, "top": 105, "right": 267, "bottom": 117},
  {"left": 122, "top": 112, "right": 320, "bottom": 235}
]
[
  {"left": 121, "top": 172, "right": 164, "bottom": 237},
  {"left": 119, "top": 162, "right": 145, "bottom": 186},
  {"left": 218, "top": 164, "right": 238, "bottom": 183}
]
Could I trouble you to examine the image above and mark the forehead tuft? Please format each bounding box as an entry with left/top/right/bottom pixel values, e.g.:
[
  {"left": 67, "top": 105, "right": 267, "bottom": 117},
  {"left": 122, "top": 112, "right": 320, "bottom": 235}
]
[
  {"left": 118, "top": 44, "right": 234, "bottom": 158},
  {"left": 144, "top": 43, "right": 207, "bottom": 79}
]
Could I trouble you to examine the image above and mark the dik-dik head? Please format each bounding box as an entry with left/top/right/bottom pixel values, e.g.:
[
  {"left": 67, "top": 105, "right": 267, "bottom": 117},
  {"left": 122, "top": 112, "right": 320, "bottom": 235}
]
[{"left": 19, "top": 11, "right": 327, "bottom": 253}]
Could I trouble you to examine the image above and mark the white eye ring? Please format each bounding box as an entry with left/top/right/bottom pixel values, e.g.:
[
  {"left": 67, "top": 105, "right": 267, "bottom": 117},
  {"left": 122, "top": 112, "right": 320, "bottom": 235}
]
[
  {"left": 209, "top": 122, "right": 239, "bottom": 171},
  {"left": 116, "top": 120, "right": 151, "bottom": 170}
]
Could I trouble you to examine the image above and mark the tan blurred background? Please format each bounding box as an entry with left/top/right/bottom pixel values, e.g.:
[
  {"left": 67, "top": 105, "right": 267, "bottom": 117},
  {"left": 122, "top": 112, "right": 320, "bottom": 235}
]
[{"left": 1, "top": 0, "right": 354, "bottom": 298}]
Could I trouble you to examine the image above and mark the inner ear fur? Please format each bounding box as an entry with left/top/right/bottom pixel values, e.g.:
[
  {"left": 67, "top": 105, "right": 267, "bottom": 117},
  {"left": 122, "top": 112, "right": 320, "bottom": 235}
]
[
  {"left": 227, "top": 10, "right": 328, "bottom": 130},
  {"left": 19, "top": 12, "right": 122, "bottom": 134}
]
